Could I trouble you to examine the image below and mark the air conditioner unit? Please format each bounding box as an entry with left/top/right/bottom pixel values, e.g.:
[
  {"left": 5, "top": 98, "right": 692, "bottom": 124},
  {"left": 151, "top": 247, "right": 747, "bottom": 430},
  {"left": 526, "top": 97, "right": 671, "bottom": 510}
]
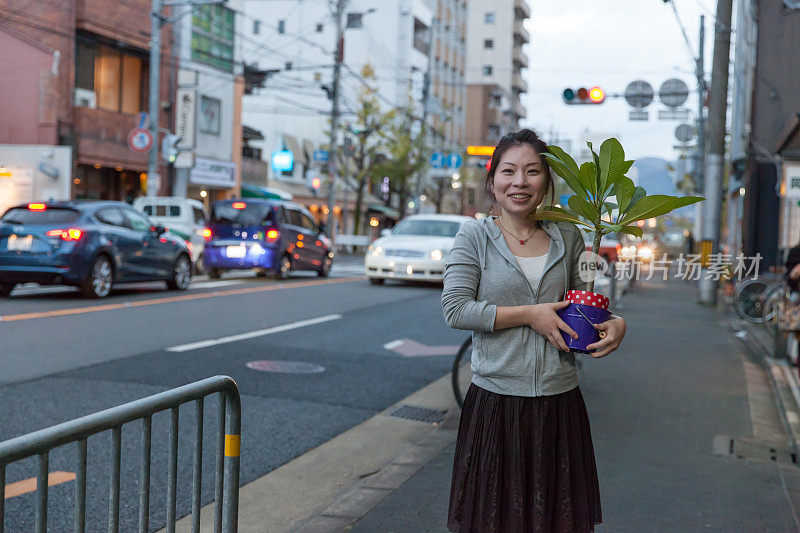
[{"left": 73, "top": 88, "right": 96, "bottom": 109}]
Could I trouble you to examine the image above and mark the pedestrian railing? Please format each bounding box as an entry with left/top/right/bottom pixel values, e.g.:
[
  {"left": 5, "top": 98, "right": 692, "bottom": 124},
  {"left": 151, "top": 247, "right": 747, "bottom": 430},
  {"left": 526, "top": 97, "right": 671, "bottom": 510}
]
[{"left": 0, "top": 375, "right": 241, "bottom": 533}]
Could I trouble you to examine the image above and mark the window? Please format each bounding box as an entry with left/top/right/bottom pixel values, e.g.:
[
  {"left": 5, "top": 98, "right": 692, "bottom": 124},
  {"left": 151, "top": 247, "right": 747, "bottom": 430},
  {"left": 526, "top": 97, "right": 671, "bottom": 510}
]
[
  {"left": 193, "top": 207, "right": 206, "bottom": 224},
  {"left": 316, "top": 23, "right": 324, "bottom": 33},
  {"left": 199, "top": 96, "right": 221, "bottom": 135},
  {"left": 96, "top": 208, "right": 126, "bottom": 227},
  {"left": 278, "top": 20, "right": 285, "bottom": 34},
  {"left": 253, "top": 20, "right": 260, "bottom": 34},
  {"left": 76, "top": 37, "right": 144, "bottom": 114},
  {"left": 482, "top": 65, "right": 493, "bottom": 76},
  {"left": 485, "top": 12, "right": 495, "bottom": 23},
  {"left": 286, "top": 209, "right": 304, "bottom": 227},
  {"left": 300, "top": 213, "right": 318, "bottom": 232},
  {"left": 191, "top": 5, "right": 235, "bottom": 72},
  {"left": 2, "top": 208, "right": 78, "bottom": 224},
  {"left": 122, "top": 209, "right": 151, "bottom": 232},
  {"left": 483, "top": 39, "right": 493, "bottom": 49}
]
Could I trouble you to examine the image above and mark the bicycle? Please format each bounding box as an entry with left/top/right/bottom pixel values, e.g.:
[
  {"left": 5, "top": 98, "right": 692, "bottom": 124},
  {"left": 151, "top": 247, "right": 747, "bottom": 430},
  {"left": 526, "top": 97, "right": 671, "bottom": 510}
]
[{"left": 733, "top": 276, "right": 786, "bottom": 323}]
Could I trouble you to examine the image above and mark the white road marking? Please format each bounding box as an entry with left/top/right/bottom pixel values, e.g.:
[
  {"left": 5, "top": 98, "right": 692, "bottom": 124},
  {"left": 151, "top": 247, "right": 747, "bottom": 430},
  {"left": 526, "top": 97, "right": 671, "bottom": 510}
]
[
  {"left": 383, "top": 339, "right": 404, "bottom": 350},
  {"left": 190, "top": 280, "right": 242, "bottom": 289},
  {"left": 166, "top": 314, "right": 343, "bottom": 352}
]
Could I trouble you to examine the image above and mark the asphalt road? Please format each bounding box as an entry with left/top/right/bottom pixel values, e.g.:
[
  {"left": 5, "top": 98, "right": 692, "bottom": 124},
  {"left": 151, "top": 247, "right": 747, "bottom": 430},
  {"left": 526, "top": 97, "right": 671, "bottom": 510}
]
[{"left": 0, "top": 255, "right": 466, "bottom": 531}]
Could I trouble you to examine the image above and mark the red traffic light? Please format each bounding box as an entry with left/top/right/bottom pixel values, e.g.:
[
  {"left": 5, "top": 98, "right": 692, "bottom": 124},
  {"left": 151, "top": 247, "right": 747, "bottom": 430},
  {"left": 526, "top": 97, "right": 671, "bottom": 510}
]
[
  {"left": 563, "top": 86, "right": 605, "bottom": 105},
  {"left": 311, "top": 177, "right": 321, "bottom": 190}
]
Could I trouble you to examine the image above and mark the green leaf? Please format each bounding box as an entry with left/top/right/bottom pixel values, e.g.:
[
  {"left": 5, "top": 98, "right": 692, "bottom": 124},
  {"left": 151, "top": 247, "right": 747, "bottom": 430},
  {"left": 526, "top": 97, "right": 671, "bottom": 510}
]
[
  {"left": 620, "top": 195, "right": 696, "bottom": 225},
  {"left": 618, "top": 225, "right": 644, "bottom": 238},
  {"left": 542, "top": 153, "right": 587, "bottom": 197},
  {"left": 568, "top": 194, "right": 599, "bottom": 222},
  {"left": 598, "top": 138, "right": 625, "bottom": 199},
  {"left": 546, "top": 145, "right": 580, "bottom": 178},
  {"left": 602, "top": 202, "right": 618, "bottom": 216},
  {"left": 621, "top": 160, "right": 635, "bottom": 174},
  {"left": 672, "top": 195, "right": 705, "bottom": 209},
  {"left": 605, "top": 224, "right": 623, "bottom": 233},
  {"left": 538, "top": 205, "right": 575, "bottom": 217},
  {"left": 612, "top": 176, "right": 637, "bottom": 214},
  {"left": 623, "top": 186, "right": 647, "bottom": 215},
  {"left": 587, "top": 142, "right": 602, "bottom": 203},
  {"left": 578, "top": 162, "right": 597, "bottom": 197},
  {"left": 530, "top": 210, "right": 594, "bottom": 229}
]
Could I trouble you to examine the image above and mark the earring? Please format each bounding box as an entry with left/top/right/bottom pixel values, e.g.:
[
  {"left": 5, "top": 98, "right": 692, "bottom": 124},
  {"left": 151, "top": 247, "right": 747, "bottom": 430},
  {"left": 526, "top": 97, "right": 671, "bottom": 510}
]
[{"left": 489, "top": 204, "right": 494, "bottom": 215}]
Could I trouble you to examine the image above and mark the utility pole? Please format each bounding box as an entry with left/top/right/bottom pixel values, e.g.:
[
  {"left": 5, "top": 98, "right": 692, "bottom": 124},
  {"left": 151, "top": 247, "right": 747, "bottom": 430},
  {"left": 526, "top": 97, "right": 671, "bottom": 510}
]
[
  {"left": 693, "top": 15, "right": 706, "bottom": 249},
  {"left": 414, "top": 17, "right": 437, "bottom": 214},
  {"left": 699, "top": 0, "right": 733, "bottom": 305},
  {"left": 147, "top": 0, "right": 164, "bottom": 197},
  {"left": 326, "top": 0, "right": 347, "bottom": 242}
]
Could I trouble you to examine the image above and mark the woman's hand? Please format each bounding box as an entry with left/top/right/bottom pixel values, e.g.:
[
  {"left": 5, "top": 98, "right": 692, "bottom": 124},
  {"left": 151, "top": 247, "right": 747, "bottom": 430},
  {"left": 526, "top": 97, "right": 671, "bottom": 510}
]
[
  {"left": 585, "top": 315, "right": 626, "bottom": 358},
  {"left": 790, "top": 264, "right": 800, "bottom": 281},
  {"left": 528, "top": 301, "right": 578, "bottom": 352}
]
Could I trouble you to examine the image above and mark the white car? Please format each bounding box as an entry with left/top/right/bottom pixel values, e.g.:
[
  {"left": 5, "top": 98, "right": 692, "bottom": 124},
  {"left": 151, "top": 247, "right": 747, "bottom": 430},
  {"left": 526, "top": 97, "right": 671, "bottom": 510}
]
[
  {"left": 133, "top": 197, "right": 207, "bottom": 270},
  {"left": 365, "top": 214, "right": 474, "bottom": 284}
]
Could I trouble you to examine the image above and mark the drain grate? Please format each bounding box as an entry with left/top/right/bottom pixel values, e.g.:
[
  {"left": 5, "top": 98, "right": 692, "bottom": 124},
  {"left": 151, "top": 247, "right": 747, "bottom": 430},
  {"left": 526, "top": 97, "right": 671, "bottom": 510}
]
[{"left": 389, "top": 405, "right": 448, "bottom": 424}]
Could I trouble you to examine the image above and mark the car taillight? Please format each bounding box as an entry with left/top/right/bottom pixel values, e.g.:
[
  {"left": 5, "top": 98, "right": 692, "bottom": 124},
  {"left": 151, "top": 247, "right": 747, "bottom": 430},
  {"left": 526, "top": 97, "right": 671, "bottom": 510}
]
[
  {"left": 46, "top": 228, "right": 83, "bottom": 241},
  {"left": 202, "top": 228, "right": 212, "bottom": 241},
  {"left": 232, "top": 202, "right": 246, "bottom": 209},
  {"left": 266, "top": 229, "right": 279, "bottom": 243},
  {"left": 28, "top": 203, "right": 46, "bottom": 211}
]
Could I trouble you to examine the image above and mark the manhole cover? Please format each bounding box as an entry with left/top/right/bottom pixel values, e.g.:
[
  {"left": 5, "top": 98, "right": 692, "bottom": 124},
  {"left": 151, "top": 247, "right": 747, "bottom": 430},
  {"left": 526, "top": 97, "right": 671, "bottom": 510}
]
[
  {"left": 388, "top": 405, "right": 448, "bottom": 424},
  {"left": 246, "top": 360, "right": 325, "bottom": 374}
]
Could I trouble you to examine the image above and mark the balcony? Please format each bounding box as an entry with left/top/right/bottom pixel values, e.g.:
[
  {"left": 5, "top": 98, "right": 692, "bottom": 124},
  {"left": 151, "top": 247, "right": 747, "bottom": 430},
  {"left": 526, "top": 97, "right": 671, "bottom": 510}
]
[
  {"left": 512, "top": 72, "right": 528, "bottom": 93},
  {"left": 514, "top": 0, "right": 530, "bottom": 20},
  {"left": 512, "top": 47, "right": 528, "bottom": 69},
  {"left": 514, "top": 21, "right": 530, "bottom": 44},
  {"left": 511, "top": 99, "right": 527, "bottom": 119}
]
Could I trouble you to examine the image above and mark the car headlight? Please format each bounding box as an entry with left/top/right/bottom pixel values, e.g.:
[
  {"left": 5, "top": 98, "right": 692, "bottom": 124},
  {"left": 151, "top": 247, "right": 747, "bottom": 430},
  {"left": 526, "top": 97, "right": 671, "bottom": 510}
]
[
  {"left": 430, "top": 249, "right": 443, "bottom": 261},
  {"left": 369, "top": 245, "right": 383, "bottom": 258},
  {"left": 638, "top": 246, "right": 652, "bottom": 259}
]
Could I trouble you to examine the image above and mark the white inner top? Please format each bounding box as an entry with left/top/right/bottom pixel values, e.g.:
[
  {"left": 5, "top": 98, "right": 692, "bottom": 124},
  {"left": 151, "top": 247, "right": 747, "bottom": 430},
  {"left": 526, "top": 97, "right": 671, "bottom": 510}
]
[{"left": 515, "top": 254, "right": 548, "bottom": 290}]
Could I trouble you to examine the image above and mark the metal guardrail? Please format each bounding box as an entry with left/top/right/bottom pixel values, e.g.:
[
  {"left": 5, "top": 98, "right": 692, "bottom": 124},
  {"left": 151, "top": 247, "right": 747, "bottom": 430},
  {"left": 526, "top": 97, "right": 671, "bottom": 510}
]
[{"left": 0, "top": 375, "right": 241, "bottom": 533}]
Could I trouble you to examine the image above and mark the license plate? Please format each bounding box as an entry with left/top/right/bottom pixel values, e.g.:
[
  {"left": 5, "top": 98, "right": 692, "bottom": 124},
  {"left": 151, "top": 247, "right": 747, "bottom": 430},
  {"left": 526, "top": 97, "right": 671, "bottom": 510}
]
[
  {"left": 226, "top": 245, "right": 246, "bottom": 258},
  {"left": 7, "top": 234, "right": 33, "bottom": 251}
]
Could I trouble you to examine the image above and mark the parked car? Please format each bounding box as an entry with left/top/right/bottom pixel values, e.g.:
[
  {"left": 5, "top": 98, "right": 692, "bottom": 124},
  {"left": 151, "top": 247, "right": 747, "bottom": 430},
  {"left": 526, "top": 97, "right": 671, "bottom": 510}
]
[
  {"left": 365, "top": 214, "right": 474, "bottom": 285},
  {"left": 202, "top": 199, "right": 332, "bottom": 279},
  {"left": 0, "top": 201, "right": 192, "bottom": 298},
  {"left": 133, "top": 197, "right": 207, "bottom": 271},
  {"left": 584, "top": 235, "right": 622, "bottom": 263}
]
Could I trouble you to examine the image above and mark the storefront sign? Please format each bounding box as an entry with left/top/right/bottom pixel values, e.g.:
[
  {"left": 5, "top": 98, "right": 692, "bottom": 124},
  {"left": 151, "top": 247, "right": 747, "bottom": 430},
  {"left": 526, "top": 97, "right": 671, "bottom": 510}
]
[
  {"left": 784, "top": 162, "right": 800, "bottom": 198},
  {"left": 190, "top": 157, "right": 236, "bottom": 188},
  {"left": 271, "top": 150, "right": 294, "bottom": 172},
  {"left": 175, "top": 89, "right": 196, "bottom": 149}
]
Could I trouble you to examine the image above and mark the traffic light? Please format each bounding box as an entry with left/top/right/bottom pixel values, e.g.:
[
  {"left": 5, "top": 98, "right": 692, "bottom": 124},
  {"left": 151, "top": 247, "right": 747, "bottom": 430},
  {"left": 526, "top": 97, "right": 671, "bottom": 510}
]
[
  {"left": 306, "top": 172, "right": 322, "bottom": 196},
  {"left": 161, "top": 133, "right": 180, "bottom": 163},
  {"left": 562, "top": 86, "right": 605, "bottom": 105}
]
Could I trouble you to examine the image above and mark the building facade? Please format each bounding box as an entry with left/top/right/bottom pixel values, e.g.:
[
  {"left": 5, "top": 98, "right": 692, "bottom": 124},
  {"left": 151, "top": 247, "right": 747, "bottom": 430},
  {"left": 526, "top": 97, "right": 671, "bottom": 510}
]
[{"left": 0, "top": 0, "right": 176, "bottom": 202}]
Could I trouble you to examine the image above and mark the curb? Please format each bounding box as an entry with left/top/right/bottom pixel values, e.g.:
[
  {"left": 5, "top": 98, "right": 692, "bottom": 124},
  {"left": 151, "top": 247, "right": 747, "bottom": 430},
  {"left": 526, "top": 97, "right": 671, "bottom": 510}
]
[{"left": 733, "top": 318, "right": 800, "bottom": 459}]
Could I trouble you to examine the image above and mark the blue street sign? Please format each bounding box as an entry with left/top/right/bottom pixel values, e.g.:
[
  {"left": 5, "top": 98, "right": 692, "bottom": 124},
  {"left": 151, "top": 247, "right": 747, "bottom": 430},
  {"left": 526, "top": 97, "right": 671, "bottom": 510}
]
[
  {"left": 430, "top": 152, "right": 445, "bottom": 169},
  {"left": 446, "top": 153, "right": 463, "bottom": 168},
  {"left": 313, "top": 150, "right": 329, "bottom": 162}
]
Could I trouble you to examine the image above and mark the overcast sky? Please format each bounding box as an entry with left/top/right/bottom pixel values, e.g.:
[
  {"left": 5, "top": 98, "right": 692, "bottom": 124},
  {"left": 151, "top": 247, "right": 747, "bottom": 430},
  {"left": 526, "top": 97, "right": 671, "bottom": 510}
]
[{"left": 522, "top": 0, "right": 719, "bottom": 162}]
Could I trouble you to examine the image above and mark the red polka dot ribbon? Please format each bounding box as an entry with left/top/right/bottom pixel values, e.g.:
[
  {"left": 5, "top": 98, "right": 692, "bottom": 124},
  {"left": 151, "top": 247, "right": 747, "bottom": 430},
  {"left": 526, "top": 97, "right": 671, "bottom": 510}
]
[{"left": 566, "top": 289, "right": 609, "bottom": 310}]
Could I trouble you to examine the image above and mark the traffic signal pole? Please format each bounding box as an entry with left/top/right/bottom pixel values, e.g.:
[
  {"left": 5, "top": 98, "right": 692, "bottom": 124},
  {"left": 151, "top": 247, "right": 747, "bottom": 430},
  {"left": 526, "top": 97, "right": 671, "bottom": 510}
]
[
  {"left": 147, "top": 0, "right": 163, "bottom": 197},
  {"left": 326, "top": 0, "right": 347, "bottom": 242},
  {"left": 692, "top": 16, "right": 706, "bottom": 253},
  {"left": 699, "top": 0, "right": 733, "bottom": 306}
]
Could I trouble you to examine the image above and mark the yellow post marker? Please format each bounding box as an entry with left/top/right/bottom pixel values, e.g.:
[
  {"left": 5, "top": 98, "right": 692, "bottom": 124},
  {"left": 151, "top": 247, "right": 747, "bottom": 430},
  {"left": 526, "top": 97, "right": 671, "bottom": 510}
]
[
  {"left": 225, "top": 434, "right": 240, "bottom": 457},
  {"left": 700, "top": 240, "right": 713, "bottom": 267},
  {"left": 466, "top": 146, "right": 495, "bottom": 156}
]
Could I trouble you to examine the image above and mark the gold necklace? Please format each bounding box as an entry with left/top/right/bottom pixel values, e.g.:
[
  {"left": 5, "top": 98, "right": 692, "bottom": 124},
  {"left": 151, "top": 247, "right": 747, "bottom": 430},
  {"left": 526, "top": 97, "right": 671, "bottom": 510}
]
[{"left": 496, "top": 217, "right": 540, "bottom": 245}]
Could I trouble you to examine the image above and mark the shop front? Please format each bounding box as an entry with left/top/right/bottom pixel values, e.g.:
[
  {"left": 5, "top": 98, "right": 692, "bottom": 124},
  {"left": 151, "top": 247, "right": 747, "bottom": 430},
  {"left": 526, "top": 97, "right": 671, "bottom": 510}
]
[{"left": 187, "top": 156, "right": 238, "bottom": 209}]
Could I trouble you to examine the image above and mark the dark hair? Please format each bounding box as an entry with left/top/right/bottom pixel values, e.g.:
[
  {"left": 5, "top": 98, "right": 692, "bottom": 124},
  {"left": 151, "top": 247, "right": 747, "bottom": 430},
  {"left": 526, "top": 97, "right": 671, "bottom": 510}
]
[{"left": 485, "top": 129, "right": 555, "bottom": 210}]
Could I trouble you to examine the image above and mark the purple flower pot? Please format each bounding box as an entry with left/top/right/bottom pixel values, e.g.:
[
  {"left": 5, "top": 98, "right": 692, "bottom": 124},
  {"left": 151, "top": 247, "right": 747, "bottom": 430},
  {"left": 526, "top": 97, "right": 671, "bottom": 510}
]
[{"left": 557, "top": 302, "right": 612, "bottom": 354}]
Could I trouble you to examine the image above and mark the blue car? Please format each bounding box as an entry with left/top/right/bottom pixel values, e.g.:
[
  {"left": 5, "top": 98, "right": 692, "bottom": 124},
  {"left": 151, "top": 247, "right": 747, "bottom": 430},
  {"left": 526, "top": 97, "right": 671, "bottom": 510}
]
[
  {"left": 0, "top": 201, "right": 192, "bottom": 298},
  {"left": 203, "top": 199, "right": 333, "bottom": 279}
]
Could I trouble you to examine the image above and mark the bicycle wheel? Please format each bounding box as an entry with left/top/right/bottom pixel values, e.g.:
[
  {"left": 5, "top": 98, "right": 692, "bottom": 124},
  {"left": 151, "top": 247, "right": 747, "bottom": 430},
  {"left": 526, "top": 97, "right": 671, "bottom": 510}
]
[
  {"left": 452, "top": 337, "right": 473, "bottom": 409},
  {"left": 763, "top": 284, "right": 787, "bottom": 324},
  {"left": 734, "top": 278, "right": 770, "bottom": 323}
]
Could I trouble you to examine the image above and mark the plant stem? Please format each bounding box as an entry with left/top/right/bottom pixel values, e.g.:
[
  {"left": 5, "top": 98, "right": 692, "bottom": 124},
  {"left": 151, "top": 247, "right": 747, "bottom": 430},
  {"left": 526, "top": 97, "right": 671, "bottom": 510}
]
[{"left": 588, "top": 221, "right": 602, "bottom": 293}]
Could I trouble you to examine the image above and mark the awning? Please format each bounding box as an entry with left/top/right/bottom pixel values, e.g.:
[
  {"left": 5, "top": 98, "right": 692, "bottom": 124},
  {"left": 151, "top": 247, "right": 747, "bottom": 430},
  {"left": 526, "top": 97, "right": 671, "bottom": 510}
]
[
  {"left": 241, "top": 183, "right": 293, "bottom": 200},
  {"left": 367, "top": 203, "right": 400, "bottom": 218},
  {"left": 242, "top": 125, "right": 264, "bottom": 141},
  {"left": 283, "top": 135, "right": 307, "bottom": 166}
]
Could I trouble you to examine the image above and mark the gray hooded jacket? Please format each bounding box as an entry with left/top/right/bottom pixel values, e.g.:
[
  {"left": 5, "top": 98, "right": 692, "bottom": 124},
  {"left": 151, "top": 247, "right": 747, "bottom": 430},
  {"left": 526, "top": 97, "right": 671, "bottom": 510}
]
[{"left": 441, "top": 216, "right": 586, "bottom": 397}]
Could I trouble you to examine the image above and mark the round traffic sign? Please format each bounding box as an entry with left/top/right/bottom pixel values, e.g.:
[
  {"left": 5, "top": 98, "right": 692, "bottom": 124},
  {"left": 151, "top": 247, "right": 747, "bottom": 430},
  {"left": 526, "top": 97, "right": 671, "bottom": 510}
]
[
  {"left": 675, "top": 123, "right": 695, "bottom": 142},
  {"left": 659, "top": 78, "right": 689, "bottom": 108},
  {"left": 128, "top": 128, "right": 153, "bottom": 153},
  {"left": 624, "top": 80, "right": 654, "bottom": 109}
]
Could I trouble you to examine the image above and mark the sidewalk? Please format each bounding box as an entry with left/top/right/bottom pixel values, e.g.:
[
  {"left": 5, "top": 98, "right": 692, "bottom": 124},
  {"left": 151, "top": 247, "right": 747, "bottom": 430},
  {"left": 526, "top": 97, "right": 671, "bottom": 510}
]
[{"left": 339, "top": 277, "right": 800, "bottom": 531}]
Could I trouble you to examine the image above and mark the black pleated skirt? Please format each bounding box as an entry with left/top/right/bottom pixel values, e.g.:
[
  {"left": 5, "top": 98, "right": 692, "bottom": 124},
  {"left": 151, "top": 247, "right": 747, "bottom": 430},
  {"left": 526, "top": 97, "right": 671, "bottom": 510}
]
[{"left": 448, "top": 384, "right": 601, "bottom": 532}]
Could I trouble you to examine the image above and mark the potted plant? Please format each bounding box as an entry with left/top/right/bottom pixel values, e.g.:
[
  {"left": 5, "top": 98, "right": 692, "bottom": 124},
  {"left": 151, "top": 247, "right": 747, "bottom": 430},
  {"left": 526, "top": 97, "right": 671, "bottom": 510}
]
[{"left": 533, "top": 138, "right": 704, "bottom": 353}]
